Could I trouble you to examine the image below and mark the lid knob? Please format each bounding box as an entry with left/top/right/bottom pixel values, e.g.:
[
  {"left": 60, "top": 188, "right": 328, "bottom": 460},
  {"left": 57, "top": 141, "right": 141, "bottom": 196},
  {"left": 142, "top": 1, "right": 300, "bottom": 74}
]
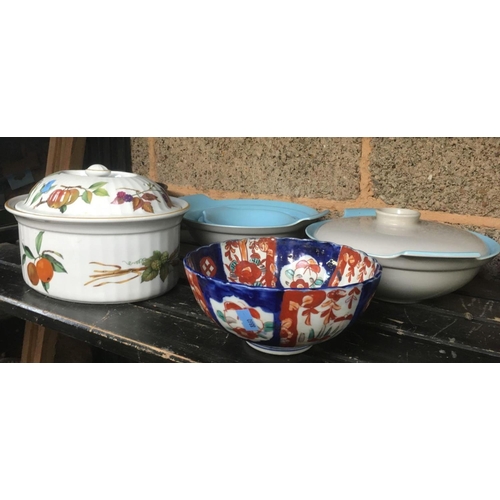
[
  {"left": 375, "top": 208, "right": 420, "bottom": 227},
  {"left": 85, "top": 164, "right": 111, "bottom": 177}
]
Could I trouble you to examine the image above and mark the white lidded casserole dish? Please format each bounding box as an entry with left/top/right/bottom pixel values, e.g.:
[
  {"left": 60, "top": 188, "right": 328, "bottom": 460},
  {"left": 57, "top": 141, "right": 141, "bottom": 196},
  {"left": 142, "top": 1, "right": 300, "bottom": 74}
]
[
  {"left": 5, "top": 164, "right": 189, "bottom": 304},
  {"left": 306, "top": 208, "right": 500, "bottom": 303}
]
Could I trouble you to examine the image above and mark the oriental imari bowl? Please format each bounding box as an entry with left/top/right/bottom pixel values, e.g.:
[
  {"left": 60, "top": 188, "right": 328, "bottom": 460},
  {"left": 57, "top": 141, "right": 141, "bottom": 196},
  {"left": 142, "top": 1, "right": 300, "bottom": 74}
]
[
  {"left": 5, "top": 164, "right": 189, "bottom": 304},
  {"left": 183, "top": 237, "right": 382, "bottom": 355}
]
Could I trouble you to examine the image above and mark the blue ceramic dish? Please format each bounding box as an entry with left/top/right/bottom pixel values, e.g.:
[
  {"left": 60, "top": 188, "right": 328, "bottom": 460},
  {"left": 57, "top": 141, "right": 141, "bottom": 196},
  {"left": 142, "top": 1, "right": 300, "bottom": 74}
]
[
  {"left": 181, "top": 194, "right": 329, "bottom": 245},
  {"left": 183, "top": 237, "right": 382, "bottom": 355}
]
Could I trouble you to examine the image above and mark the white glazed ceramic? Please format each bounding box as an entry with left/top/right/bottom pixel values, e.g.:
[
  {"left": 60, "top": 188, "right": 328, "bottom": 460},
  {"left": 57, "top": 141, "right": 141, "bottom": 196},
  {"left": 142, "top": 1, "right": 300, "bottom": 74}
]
[
  {"left": 5, "top": 165, "right": 189, "bottom": 304},
  {"left": 306, "top": 208, "right": 500, "bottom": 304},
  {"left": 181, "top": 194, "right": 329, "bottom": 245}
]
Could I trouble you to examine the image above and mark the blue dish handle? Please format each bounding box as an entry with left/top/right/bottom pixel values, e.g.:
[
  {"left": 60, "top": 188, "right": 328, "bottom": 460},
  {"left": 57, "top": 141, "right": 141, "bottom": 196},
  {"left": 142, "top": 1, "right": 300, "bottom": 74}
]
[
  {"left": 180, "top": 194, "right": 219, "bottom": 211},
  {"left": 343, "top": 208, "right": 376, "bottom": 217}
]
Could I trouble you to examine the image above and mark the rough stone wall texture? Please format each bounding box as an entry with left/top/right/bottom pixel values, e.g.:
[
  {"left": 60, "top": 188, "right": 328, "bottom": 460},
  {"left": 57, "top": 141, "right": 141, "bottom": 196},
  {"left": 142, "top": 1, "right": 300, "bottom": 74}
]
[
  {"left": 134, "top": 137, "right": 361, "bottom": 200},
  {"left": 370, "top": 138, "right": 500, "bottom": 218},
  {"left": 130, "top": 137, "right": 500, "bottom": 269},
  {"left": 130, "top": 138, "right": 149, "bottom": 177}
]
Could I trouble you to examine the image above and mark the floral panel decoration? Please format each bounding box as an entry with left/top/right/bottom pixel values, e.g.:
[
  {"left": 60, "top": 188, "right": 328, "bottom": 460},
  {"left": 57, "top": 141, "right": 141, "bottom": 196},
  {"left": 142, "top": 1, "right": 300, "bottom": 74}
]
[
  {"left": 279, "top": 254, "right": 329, "bottom": 289},
  {"left": 210, "top": 296, "right": 274, "bottom": 342},
  {"left": 222, "top": 238, "right": 278, "bottom": 287},
  {"left": 279, "top": 286, "right": 362, "bottom": 348},
  {"left": 328, "top": 246, "right": 377, "bottom": 287}
]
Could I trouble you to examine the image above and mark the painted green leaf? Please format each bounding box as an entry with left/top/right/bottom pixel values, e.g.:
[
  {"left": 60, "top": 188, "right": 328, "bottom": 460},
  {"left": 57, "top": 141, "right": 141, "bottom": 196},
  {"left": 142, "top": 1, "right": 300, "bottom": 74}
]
[
  {"left": 314, "top": 279, "right": 324, "bottom": 286},
  {"left": 216, "top": 310, "right": 225, "bottom": 323},
  {"left": 141, "top": 267, "right": 158, "bottom": 282},
  {"left": 81, "top": 190, "right": 93, "bottom": 204},
  {"left": 23, "top": 245, "right": 35, "bottom": 260},
  {"left": 31, "top": 191, "right": 43, "bottom": 205},
  {"left": 35, "top": 231, "right": 44, "bottom": 255},
  {"left": 144, "top": 252, "right": 162, "bottom": 268},
  {"left": 42, "top": 281, "right": 50, "bottom": 293},
  {"left": 159, "top": 264, "right": 169, "bottom": 282},
  {"left": 285, "top": 269, "right": 295, "bottom": 280},
  {"left": 43, "top": 254, "right": 67, "bottom": 273},
  {"left": 93, "top": 188, "right": 109, "bottom": 197},
  {"left": 43, "top": 250, "right": 64, "bottom": 259},
  {"left": 264, "top": 321, "right": 274, "bottom": 331},
  {"left": 88, "top": 181, "right": 107, "bottom": 190},
  {"left": 59, "top": 204, "right": 68, "bottom": 213},
  {"left": 308, "top": 329, "right": 315, "bottom": 340},
  {"left": 22, "top": 254, "right": 26, "bottom": 265}
]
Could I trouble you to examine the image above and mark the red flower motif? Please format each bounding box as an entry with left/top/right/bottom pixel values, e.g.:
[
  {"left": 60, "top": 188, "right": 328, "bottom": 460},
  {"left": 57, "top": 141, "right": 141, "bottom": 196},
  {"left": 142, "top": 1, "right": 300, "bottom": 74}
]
[
  {"left": 290, "top": 278, "right": 308, "bottom": 288},
  {"left": 295, "top": 258, "right": 321, "bottom": 274},
  {"left": 234, "top": 260, "right": 262, "bottom": 284}
]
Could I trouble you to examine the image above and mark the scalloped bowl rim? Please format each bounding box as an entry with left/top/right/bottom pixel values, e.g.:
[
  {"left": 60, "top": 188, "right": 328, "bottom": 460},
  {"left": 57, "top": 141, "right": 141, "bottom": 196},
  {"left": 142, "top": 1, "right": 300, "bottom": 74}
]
[{"left": 183, "top": 237, "right": 383, "bottom": 292}]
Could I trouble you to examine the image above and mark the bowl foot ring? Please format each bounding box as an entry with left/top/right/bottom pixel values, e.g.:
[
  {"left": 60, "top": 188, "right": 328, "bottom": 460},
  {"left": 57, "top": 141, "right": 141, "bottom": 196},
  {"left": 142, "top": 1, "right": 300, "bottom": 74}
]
[{"left": 246, "top": 341, "right": 312, "bottom": 356}]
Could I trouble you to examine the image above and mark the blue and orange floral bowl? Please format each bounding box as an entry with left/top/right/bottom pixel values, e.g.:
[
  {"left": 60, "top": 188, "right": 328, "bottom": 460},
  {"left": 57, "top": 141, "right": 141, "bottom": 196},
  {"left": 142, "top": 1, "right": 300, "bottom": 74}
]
[{"left": 183, "top": 237, "right": 382, "bottom": 355}]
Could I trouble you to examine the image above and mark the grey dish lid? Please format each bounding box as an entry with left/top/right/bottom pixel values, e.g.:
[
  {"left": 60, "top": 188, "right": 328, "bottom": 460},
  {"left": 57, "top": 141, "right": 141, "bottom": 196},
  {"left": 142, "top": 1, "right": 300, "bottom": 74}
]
[{"left": 308, "top": 208, "right": 491, "bottom": 259}]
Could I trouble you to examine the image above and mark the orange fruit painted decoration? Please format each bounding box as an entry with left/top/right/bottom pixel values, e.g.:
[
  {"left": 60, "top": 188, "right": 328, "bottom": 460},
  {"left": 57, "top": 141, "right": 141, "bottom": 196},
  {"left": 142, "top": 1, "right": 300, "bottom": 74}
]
[
  {"left": 22, "top": 231, "right": 67, "bottom": 293},
  {"left": 36, "top": 258, "right": 54, "bottom": 283},
  {"left": 27, "top": 262, "right": 39, "bottom": 285}
]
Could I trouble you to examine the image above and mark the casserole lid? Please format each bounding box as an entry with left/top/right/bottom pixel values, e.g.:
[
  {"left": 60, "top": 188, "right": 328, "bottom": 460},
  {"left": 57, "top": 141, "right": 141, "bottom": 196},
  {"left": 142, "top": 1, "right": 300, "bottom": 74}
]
[
  {"left": 307, "top": 208, "right": 490, "bottom": 259},
  {"left": 12, "top": 164, "right": 187, "bottom": 219}
]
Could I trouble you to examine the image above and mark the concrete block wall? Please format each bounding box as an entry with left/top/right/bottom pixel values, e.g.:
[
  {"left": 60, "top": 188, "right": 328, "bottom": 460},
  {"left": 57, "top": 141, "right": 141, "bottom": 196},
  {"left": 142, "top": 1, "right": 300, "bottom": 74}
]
[{"left": 130, "top": 137, "right": 500, "bottom": 278}]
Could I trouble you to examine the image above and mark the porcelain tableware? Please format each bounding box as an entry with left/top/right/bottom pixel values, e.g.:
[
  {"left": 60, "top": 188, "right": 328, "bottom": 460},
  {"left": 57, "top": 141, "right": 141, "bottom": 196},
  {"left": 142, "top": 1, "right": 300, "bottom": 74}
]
[
  {"left": 181, "top": 194, "right": 329, "bottom": 244},
  {"left": 306, "top": 208, "right": 500, "bottom": 303},
  {"left": 5, "top": 164, "right": 189, "bottom": 303},
  {"left": 183, "top": 237, "right": 382, "bottom": 355}
]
